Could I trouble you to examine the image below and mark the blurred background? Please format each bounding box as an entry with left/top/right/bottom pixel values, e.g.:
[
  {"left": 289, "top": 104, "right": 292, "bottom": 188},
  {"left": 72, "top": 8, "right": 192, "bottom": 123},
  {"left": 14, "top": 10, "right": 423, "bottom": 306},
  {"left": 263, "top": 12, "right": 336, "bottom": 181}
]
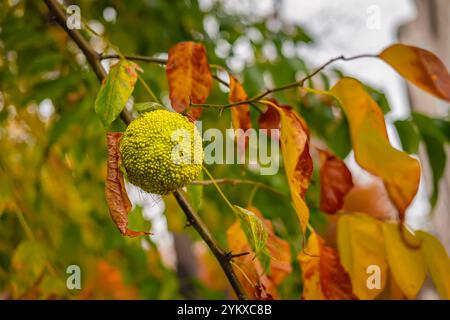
[{"left": 0, "top": 0, "right": 449, "bottom": 299}]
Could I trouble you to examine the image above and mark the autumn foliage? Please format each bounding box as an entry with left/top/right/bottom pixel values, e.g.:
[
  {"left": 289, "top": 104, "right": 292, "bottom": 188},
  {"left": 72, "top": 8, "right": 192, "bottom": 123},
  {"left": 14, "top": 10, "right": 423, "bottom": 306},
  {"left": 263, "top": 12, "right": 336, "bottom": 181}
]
[{"left": 1, "top": 0, "right": 450, "bottom": 301}]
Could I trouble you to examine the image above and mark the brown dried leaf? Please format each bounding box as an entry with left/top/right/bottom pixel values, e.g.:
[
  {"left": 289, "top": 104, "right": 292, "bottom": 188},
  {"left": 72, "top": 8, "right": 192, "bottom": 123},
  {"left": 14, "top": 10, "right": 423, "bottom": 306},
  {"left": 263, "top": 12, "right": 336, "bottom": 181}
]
[{"left": 106, "top": 132, "right": 150, "bottom": 237}]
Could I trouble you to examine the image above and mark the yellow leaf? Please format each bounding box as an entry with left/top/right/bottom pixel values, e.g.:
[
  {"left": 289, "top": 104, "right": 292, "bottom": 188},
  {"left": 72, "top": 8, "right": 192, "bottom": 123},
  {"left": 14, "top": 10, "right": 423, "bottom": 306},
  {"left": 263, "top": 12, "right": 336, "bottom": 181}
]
[
  {"left": 298, "top": 232, "right": 325, "bottom": 300},
  {"left": 331, "top": 78, "right": 420, "bottom": 221},
  {"left": 382, "top": 223, "right": 426, "bottom": 299},
  {"left": 379, "top": 44, "right": 450, "bottom": 101},
  {"left": 337, "top": 213, "right": 388, "bottom": 299},
  {"left": 417, "top": 231, "right": 450, "bottom": 300},
  {"left": 264, "top": 100, "right": 312, "bottom": 232}
]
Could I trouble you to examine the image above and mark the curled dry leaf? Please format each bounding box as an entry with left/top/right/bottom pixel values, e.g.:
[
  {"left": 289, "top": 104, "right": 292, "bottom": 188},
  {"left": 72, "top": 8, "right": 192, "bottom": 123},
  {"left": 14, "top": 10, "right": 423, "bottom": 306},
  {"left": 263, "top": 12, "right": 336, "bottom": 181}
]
[
  {"left": 166, "top": 41, "right": 213, "bottom": 119},
  {"left": 319, "top": 149, "right": 353, "bottom": 214},
  {"left": 228, "top": 74, "right": 252, "bottom": 150},
  {"left": 264, "top": 99, "right": 313, "bottom": 232},
  {"left": 331, "top": 78, "right": 420, "bottom": 223},
  {"left": 298, "top": 232, "right": 357, "bottom": 300},
  {"left": 106, "top": 132, "right": 150, "bottom": 237},
  {"left": 380, "top": 44, "right": 450, "bottom": 101}
]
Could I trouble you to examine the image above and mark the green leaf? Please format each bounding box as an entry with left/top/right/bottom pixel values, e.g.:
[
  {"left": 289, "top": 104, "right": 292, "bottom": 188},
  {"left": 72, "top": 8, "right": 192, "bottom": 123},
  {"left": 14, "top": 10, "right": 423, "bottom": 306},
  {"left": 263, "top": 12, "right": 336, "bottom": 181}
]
[
  {"left": 94, "top": 60, "right": 140, "bottom": 127},
  {"left": 423, "top": 135, "right": 446, "bottom": 207},
  {"left": 394, "top": 120, "right": 420, "bottom": 154},
  {"left": 233, "top": 205, "right": 268, "bottom": 259},
  {"left": 412, "top": 113, "right": 447, "bottom": 206},
  {"left": 412, "top": 112, "right": 447, "bottom": 142},
  {"left": 364, "top": 85, "right": 391, "bottom": 114}
]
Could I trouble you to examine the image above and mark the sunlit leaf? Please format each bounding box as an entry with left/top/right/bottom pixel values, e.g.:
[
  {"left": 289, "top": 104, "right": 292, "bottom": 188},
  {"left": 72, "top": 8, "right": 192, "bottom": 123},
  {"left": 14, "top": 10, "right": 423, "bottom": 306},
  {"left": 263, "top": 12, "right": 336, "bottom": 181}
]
[
  {"left": 331, "top": 78, "right": 420, "bottom": 222},
  {"left": 166, "top": 41, "right": 212, "bottom": 117},
  {"left": 298, "top": 232, "right": 357, "bottom": 300},
  {"left": 337, "top": 213, "right": 388, "bottom": 299},
  {"left": 95, "top": 60, "right": 140, "bottom": 127},
  {"left": 106, "top": 132, "right": 150, "bottom": 237},
  {"left": 379, "top": 44, "right": 450, "bottom": 101},
  {"left": 265, "top": 100, "right": 313, "bottom": 232},
  {"left": 416, "top": 231, "right": 450, "bottom": 300},
  {"left": 382, "top": 223, "right": 426, "bottom": 299},
  {"left": 319, "top": 149, "right": 353, "bottom": 214}
]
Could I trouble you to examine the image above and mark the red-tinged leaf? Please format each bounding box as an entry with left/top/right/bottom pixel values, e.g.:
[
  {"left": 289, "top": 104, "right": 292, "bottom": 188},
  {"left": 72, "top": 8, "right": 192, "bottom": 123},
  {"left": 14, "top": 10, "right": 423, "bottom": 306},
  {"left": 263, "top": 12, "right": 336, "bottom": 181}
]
[
  {"left": 379, "top": 44, "right": 450, "bottom": 101},
  {"left": 106, "top": 132, "right": 150, "bottom": 237},
  {"left": 228, "top": 74, "right": 252, "bottom": 149},
  {"left": 166, "top": 41, "right": 213, "bottom": 113},
  {"left": 265, "top": 100, "right": 313, "bottom": 232},
  {"left": 258, "top": 100, "right": 280, "bottom": 140},
  {"left": 298, "top": 232, "right": 357, "bottom": 300},
  {"left": 319, "top": 149, "right": 353, "bottom": 214}
]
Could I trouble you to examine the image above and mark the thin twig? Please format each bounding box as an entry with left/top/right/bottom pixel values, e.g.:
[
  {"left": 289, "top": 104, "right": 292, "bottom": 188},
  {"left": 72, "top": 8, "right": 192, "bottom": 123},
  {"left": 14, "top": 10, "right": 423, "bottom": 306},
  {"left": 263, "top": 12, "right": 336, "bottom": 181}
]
[
  {"left": 100, "top": 53, "right": 168, "bottom": 64},
  {"left": 190, "top": 54, "right": 378, "bottom": 109},
  {"left": 43, "top": 0, "right": 247, "bottom": 300},
  {"left": 192, "top": 178, "right": 286, "bottom": 198}
]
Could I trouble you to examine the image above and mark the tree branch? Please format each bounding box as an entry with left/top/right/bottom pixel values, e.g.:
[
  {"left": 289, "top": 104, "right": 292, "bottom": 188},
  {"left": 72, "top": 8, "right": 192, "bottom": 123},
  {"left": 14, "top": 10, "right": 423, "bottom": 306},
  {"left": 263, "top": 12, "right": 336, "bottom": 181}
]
[
  {"left": 190, "top": 53, "right": 378, "bottom": 109},
  {"left": 43, "top": 0, "right": 247, "bottom": 300}
]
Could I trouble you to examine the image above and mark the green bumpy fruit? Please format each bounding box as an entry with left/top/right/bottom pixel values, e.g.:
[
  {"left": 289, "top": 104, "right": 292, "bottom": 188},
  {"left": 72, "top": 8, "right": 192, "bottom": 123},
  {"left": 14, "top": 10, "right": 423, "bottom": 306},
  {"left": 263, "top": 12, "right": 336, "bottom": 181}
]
[{"left": 120, "top": 109, "right": 203, "bottom": 195}]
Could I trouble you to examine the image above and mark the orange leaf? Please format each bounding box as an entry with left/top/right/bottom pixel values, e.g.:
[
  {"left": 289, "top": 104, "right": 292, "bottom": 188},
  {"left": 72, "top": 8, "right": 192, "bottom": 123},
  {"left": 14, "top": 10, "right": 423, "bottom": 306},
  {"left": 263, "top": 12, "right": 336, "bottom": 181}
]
[
  {"left": 166, "top": 42, "right": 213, "bottom": 115},
  {"left": 228, "top": 74, "right": 252, "bottom": 150},
  {"left": 331, "top": 78, "right": 420, "bottom": 222},
  {"left": 265, "top": 100, "right": 313, "bottom": 232},
  {"left": 106, "top": 132, "right": 150, "bottom": 237},
  {"left": 379, "top": 44, "right": 450, "bottom": 101},
  {"left": 319, "top": 149, "right": 353, "bottom": 214},
  {"left": 298, "top": 232, "right": 357, "bottom": 300}
]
